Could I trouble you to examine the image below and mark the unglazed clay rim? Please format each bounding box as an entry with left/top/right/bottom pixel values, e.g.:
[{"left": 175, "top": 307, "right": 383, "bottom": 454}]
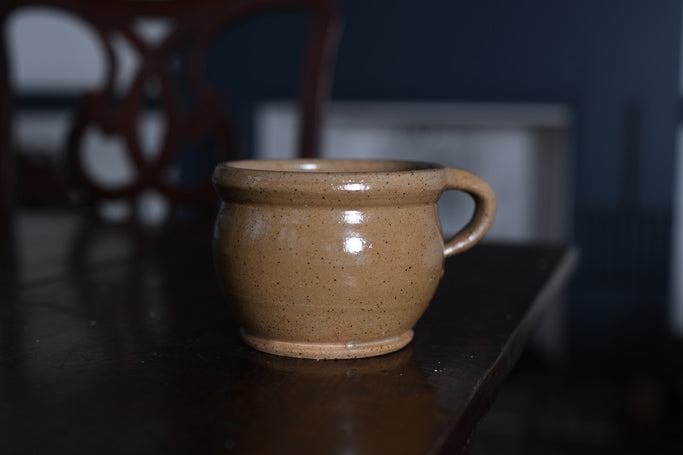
[{"left": 240, "top": 328, "right": 414, "bottom": 360}]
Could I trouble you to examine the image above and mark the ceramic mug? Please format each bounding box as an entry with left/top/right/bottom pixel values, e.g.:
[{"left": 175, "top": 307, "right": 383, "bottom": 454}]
[{"left": 212, "top": 159, "right": 496, "bottom": 359}]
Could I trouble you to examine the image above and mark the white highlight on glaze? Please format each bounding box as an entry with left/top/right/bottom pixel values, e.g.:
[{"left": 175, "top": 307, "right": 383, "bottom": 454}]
[
  {"left": 343, "top": 236, "right": 366, "bottom": 254},
  {"left": 343, "top": 210, "right": 365, "bottom": 224},
  {"left": 340, "top": 183, "right": 368, "bottom": 191}
]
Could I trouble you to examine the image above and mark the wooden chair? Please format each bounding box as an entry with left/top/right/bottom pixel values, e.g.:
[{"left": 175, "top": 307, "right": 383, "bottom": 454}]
[{"left": 0, "top": 0, "right": 340, "bottom": 218}]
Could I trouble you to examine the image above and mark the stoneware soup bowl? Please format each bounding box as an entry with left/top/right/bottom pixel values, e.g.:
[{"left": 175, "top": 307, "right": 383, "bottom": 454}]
[{"left": 212, "top": 159, "right": 496, "bottom": 359}]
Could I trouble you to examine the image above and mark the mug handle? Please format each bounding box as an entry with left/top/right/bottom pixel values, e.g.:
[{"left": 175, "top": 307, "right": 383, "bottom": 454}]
[{"left": 441, "top": 168, "right": 497, "bottom": 258}]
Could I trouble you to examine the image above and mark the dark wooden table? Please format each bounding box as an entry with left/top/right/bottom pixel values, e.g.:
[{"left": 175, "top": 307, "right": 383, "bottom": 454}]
[{"left": 0, "top": 211, "right": 577, "bottom": 454}]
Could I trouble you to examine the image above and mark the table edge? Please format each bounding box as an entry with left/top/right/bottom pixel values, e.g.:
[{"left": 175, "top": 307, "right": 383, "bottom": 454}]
[{"left": 430, "top": 244, "right": 580, "bottom": 454}]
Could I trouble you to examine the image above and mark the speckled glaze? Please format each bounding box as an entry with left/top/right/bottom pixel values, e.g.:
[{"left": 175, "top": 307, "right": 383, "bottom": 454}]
[{"left": 212, "top": 160, "right": 496, "bottom": 359}]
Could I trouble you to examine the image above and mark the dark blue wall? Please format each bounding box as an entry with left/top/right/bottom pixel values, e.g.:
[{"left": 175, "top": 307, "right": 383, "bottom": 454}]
[{"left": 333, "top": 0, "right": 680, "bottom": 210}]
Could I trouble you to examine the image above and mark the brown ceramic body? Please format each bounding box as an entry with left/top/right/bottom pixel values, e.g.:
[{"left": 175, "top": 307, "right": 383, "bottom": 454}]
[{"left": 212, "top": 160, "right": 496, "bottom": 359}]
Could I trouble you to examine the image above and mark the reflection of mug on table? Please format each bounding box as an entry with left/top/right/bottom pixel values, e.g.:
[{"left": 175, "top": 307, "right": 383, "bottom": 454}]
[
  {"left": 213, "top": 160, "right": 496, "bottom": 359},
  {"left": 222, "top": 346, "right": 437, "bottom": 453}
]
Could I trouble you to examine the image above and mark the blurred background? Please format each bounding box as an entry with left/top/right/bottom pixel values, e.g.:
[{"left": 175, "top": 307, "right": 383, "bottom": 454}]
[{"left": 5, "top": 0, "right": 683, "bottom": 452}]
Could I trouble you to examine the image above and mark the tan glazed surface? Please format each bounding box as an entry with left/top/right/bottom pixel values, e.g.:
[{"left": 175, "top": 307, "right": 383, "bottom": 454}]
[{"left": 212, "top": 160, "right": 496, "bottom": 359}]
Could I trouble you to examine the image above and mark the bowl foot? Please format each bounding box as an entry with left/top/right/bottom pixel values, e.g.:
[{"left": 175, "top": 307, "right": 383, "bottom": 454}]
[{"left": 240, "top": 329, "right": 414, "bottom": 359}]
